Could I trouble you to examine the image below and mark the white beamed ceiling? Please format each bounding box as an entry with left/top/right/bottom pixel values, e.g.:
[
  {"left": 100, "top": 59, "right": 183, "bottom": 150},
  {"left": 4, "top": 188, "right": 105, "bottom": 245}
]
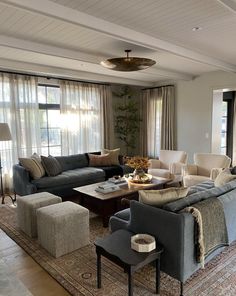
[{"left": 0, "top": 0, "right": 235, "bottom": 86}]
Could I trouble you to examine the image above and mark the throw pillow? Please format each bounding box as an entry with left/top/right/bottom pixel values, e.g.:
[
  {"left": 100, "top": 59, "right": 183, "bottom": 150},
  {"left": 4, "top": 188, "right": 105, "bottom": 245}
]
[
  {"left": 101, "top": 148, "right": 120, "bottom": 165},
  {"left": 41, "top": 155, "right": 62, "bottom": 177},
  {"left": 88, "top": 153, "right": 112, "bottom": 167},
  {"left": 214, "top": 168, "right": 236, "bottom": 187},
  {"left": 19, "top": 155, "right": 45, "bottom": 180},
  {"left": 31, "top": 153, "right": 45, "bottom": 176},
  {"left": 139, "top": 187, "right": 189, "bottom": 207}
]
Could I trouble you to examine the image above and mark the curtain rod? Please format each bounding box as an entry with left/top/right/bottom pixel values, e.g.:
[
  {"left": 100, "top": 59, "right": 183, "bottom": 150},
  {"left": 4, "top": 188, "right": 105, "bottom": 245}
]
[
  {"left": 0, "top": 69, "right": 110, "bottom": 86},
  {"left": 142, "top": 84, "right": 174, "bottom": 91}
]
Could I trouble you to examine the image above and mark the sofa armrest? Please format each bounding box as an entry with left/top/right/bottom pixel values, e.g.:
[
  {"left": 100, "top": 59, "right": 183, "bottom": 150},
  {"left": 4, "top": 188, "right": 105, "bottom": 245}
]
[
  {"left": 182, "top": 164, "right": 198, "bottom": 176},
  {"left": 210, "top": 167, "right": 223, "bottom": 180},
  {"left": 13, "top": 164, "right": 37, "bottom": 196},
  {"left": 148, "top": 159, "right": 161, "bottom": 169},
  {"left": 127, "top": 200, "right": 195, "bottom": 282},
  {"left": 170, "top": 162, "right": 185, "bottom": 175}
]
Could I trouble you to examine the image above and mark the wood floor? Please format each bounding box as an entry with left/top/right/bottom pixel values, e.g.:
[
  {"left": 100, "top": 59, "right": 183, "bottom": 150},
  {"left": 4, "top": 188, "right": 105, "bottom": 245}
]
[{"left": 0, "top": 219, "right": 71, "bottom": 296}]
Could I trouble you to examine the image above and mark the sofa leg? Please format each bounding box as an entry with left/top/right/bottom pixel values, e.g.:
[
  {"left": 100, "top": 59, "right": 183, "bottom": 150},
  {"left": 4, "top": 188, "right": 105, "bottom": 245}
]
[{"left": 180, "top": 281, "right": 184, "bottom": 296}]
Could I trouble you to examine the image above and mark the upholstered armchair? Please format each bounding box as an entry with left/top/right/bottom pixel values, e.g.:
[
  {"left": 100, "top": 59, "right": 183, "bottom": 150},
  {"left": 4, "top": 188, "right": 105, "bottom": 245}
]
[
  {"left": 183, "top": 153, "right": 231, "bottom": 187},
  {"left": 148, "top": 150, "right": 188, "bottom": 180}
]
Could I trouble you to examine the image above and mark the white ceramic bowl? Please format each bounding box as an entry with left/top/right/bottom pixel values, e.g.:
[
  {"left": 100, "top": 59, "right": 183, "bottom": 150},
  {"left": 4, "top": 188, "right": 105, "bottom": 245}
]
[{"left": 131, "top": 234, "right": 156, "bottom": 252}]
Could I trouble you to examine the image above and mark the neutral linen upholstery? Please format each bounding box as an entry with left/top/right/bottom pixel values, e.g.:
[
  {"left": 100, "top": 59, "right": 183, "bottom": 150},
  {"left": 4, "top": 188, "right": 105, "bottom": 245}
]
[
  {"left": 17, "top": 192, "right": 62, "bottom": 238},
  {"left": 183, "top": 153, "right": 231, "bottom": 187},
  {"left": 37, "top": 201, "right": 89, "bottom": 258},
  {"left": 148, "top": 150, "right": 187, "bottom": 179}
]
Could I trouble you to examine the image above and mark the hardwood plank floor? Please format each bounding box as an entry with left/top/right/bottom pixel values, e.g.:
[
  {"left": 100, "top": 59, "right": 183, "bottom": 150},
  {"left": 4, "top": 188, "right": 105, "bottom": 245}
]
[{"left": 0, "top": 223, "right": 71, "bottom": 296}]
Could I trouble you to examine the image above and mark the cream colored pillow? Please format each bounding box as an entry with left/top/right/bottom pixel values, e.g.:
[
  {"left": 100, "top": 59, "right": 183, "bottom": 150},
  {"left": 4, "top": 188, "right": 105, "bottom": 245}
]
[
  {"left": 101, "top": 148, "right": 120, "bottom": 165},
  {"left": 19, "top": 154, "right": 45, "bottom": 180},
  {"left": 31, "top": 153, "right": 45, "bottom": 175},
  {"left": 139, "top": 187, "right": 189, "bottom": 207},
  {"left": 214, "top": 169, "right": 236, "bottom": 187}
]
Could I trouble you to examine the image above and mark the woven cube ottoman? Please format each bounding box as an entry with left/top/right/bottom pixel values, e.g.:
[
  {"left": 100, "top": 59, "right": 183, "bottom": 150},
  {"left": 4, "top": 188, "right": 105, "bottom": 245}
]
[
  {"left": 37, "top": 201, "right": 89, "bottom": 258},
  {"left": 17, "top": 192, "right": 62, "bottom": 238}
]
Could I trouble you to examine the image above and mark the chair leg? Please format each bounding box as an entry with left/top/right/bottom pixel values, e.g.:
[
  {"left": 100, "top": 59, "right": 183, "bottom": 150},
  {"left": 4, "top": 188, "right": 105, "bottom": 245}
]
[{"left": 180, "top": 281, "right": 184, "bottom": 296}]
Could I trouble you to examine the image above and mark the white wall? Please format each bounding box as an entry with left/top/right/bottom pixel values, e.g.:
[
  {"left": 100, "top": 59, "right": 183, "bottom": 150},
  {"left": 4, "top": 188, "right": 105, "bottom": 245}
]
[{"left": 176, "top": 70, "right": 236, "bottom": 162}]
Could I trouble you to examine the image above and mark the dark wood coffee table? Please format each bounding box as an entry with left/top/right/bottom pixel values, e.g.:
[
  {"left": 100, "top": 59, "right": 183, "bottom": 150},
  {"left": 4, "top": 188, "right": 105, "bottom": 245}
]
[
  {"left": 95, "top": 229, "right": 163, "bottom": 296},
  {"left": 73, "top": 177, "right": 169, "bottom": 227}
]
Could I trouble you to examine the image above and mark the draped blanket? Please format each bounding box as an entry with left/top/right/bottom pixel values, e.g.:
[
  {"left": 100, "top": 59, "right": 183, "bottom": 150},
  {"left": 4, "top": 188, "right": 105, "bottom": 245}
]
[{"left": 183, "top": 197, "right": 229, "bottom": 267}]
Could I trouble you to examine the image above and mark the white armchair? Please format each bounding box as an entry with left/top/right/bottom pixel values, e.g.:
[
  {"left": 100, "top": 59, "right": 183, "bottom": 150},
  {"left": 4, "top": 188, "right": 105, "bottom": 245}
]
[
  {"left": 183, "top": 153, "right": 231, "bottom": 187},
  {"left": 148, "top": 150, "right": 188, "bottom": 180}
]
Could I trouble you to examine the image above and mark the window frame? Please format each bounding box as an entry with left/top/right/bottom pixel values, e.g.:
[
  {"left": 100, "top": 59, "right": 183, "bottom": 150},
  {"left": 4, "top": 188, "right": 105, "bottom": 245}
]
[{"left": 38, "top": 84, "right": 61, "bottom": 156}]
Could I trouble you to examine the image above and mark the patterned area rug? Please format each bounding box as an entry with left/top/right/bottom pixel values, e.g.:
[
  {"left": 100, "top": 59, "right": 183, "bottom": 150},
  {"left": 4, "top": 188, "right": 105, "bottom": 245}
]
[{"left": 0, "top": 205, "right": 236, "bottom": 296}]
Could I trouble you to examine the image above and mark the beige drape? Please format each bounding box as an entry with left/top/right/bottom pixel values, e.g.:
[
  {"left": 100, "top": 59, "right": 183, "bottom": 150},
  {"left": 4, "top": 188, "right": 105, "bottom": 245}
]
[
  {"left": 141, "top": 85, "right": 175, "bottom": 158},
  {"left": 161, "top": 85, "right": 175, "bottom": 150},
  {"left": 232, "top": 93, "right": 236, "bottom": 165},
  {"left": 139, "top": 91, "right": 148, "bottom": 156},
  {"left": 101, "top": 85, "right": 114, "bottom": 149}
]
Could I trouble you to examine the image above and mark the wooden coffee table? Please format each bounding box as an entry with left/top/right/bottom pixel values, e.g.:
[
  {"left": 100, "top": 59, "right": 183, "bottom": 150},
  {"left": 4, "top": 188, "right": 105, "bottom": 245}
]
[{"left": 73, "top": 177, "right": 169, "bottom": 227}]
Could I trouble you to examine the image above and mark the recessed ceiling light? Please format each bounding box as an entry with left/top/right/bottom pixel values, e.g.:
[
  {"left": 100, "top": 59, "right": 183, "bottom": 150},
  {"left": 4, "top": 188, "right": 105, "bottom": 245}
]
[{"left": 192, "top": 26, "right": 202, "bottom": 32}]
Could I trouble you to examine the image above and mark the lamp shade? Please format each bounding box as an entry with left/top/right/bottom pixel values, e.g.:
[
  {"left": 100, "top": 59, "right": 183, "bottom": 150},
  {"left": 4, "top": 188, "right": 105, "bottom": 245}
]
[{"left": 0, "top": 123, "right": 12, "bottom": 141}]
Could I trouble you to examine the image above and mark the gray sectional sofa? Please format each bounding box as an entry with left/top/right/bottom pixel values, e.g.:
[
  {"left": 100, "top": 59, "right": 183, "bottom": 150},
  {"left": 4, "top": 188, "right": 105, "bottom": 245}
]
[
  {"left": 109, "top": 180, "right": 236, "bottom": 291},
  {"left": 13, "top": 153, "right": 132, "bottom": 198}
]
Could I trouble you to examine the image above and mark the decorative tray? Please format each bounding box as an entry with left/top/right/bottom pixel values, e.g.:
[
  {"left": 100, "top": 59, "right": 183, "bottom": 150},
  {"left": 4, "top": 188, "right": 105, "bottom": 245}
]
[{"left": 127, "top": 173, "right": 152, "bottom": 184}]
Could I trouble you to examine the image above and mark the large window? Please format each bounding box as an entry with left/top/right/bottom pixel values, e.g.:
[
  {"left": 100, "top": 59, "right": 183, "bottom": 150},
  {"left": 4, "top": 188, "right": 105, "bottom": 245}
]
[
  {"left": 221, "top": 101, "right": 227, "bottom": 155},
  {"left": 221, "top": 92, "right": 234, "bottom": 159},
  {"left": 38, "top": 85, "right": 61, "bottom": 156}
]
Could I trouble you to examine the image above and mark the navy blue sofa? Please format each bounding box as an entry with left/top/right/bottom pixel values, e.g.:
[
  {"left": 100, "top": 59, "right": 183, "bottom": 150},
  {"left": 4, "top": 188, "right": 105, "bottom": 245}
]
[
  {"left": 13, "top": 153, "right": 132, "bottom": 198},
  {"left": 109, "top": 180, "right": 236, "bottom": 290}
]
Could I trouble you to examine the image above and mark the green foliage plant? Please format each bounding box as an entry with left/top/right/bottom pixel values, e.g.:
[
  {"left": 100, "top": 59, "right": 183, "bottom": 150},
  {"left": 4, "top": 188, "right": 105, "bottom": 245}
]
[{"left": 114, "top": 86, "right": 141, "bottom": 155}]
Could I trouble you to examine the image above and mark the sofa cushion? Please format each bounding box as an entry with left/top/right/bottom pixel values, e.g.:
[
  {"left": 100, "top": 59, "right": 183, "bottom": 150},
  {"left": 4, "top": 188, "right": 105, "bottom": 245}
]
[
  {"left": 55, "top": 154, "right": 88, "bottom": 171},
  {"left": 139, "top": 187, "right": 189, "bottom": 207},
  {"left": 187, "top": 180, "right": 215, "bottom": 195},
  {"left": 214, "top": 169, "right": 236, "bottom": 187},
  {"left": 41, "top": 156, "right": 62, "bottom": 177},
  {"left": 32, "top": 167, "right": 105, "bottom": 189},
  {"left": 163, "top": 179, "right": 236, "bottom": 212},
  {"left": 19, "top": 156, "right": 45, "bottom": 180},
  {"left": 88, "top": 153, "right": 112, "bottom": 167},
  {"left": 101, "top": 148, "right": 120, "bottom": 165}
]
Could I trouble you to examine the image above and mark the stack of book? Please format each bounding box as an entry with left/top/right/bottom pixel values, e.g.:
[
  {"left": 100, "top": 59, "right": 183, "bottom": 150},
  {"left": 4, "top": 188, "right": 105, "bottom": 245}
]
[
  {"left": 108, "top": 177, "right": 127, "bottom": 186},
  {"left": 95, "top": 182, "right": 121, "bottom": 194}
]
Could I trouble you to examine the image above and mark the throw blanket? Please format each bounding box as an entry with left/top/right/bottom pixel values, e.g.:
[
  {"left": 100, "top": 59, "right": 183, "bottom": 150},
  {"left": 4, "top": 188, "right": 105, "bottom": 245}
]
[{"left": 183, "top": 197, "right": 229, "bottom": 267}]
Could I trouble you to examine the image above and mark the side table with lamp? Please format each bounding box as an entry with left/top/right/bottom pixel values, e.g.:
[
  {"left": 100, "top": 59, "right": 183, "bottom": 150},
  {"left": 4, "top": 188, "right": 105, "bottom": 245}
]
[{"left": 0, "top": 122, "right": 16, "bottom": 204}]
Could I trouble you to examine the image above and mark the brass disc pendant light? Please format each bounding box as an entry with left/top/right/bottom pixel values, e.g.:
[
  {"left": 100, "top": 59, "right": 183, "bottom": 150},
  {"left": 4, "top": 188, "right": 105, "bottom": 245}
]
[{"left": 100, "top": 49, "right": 156, "bottom": 71}]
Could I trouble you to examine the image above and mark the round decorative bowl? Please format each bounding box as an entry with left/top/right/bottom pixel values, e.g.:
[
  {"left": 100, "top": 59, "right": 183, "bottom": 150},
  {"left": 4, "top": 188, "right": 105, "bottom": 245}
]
[{"left": 131, "top": 234, "right": 156, "bottom": 252}]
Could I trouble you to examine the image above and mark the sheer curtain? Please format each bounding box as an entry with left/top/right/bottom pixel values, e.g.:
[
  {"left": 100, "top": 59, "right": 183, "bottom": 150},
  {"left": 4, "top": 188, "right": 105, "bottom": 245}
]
[
  {"left": 60, "top": 81, "right": 110, "bottom": 154},
  {"left": 0, "top": 73, "right": 40, "bottom": 190},
  {"left": 141, "top": 85, "right": 175, "bottom": 158},
  {"left": 146, "top": 88, "right": 162, "bottom": 158}
]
